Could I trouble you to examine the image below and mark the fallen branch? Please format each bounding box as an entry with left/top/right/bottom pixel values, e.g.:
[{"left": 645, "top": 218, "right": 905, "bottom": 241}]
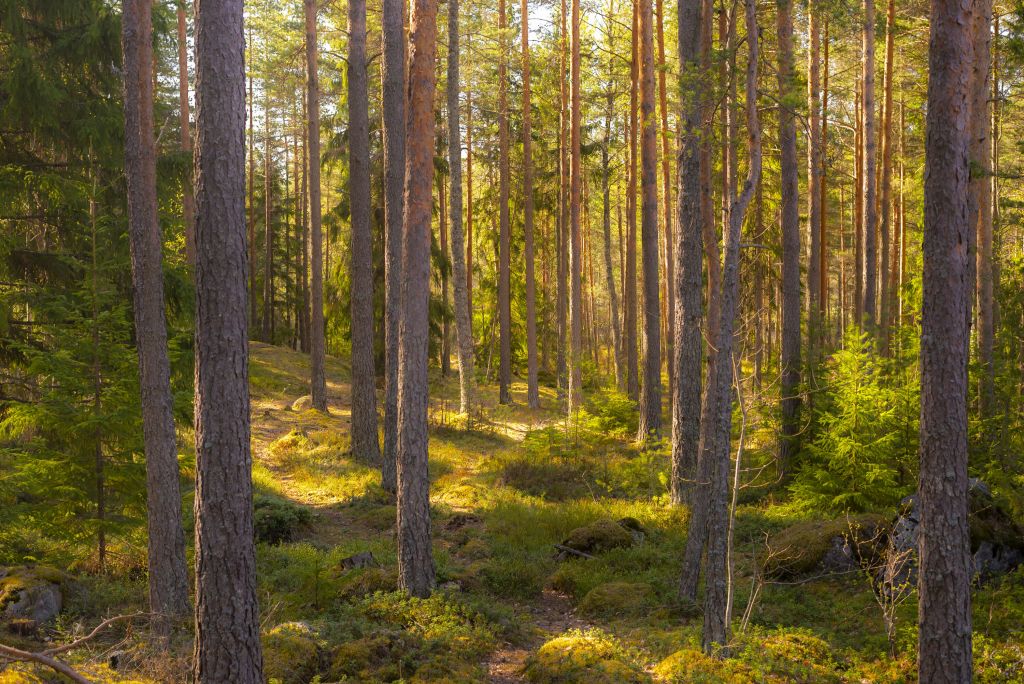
[
  {"left": 0, "top": 643, "right": 91, "bottom": 684},
  {"left": 553, "top": 544, "right": 596, "bottom": 560},
  {"left": 42, "top": 612, "right": 147, "bottom": 657}
]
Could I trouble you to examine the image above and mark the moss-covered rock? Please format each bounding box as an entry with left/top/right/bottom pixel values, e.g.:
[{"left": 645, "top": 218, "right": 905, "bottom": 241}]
[
  {"left": 337, "top": 566, "right": 398, "bottom": 599},
  {"left": 262, "top": 621, "right": 321, "bottom": 684},
  {"left": 328, "top": 631, "right": 422, "bottom": 682},
  {"left": 560, "top": 519, "right": 636, "bottom": 556},
  {"left": 524, "top": 629, "right": 651, "bottom": 683},
  {"left": 653, "top": 648, "right": 754, "bottom": 683},
  {"left": 739, "top": 630, "right": 845, "bottom": 683},
  {"left": 577, "top": 582, "right": 654, "bottom": 618},
  {"left": 0, "top": 565, "right": 65, "bottom": 627},
  {"left": 760, "top": 514, "right": 887, "bottom": 580}
]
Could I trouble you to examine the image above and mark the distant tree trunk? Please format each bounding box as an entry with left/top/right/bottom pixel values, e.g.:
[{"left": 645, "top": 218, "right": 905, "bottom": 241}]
[
  {"left": 807, "top": 3, "right": 822, "bottom": 353},
  {"left": 305, "top": 0, "right": 327, "bottom": 412},
  {"left": 466, "top": 63, "right": 474, "bottom": 330},
  {"left": 602, "top": 55, "right": 622, "bottom": 389},
  {"left": 657, "top": 0, "right": 674, "bottom": 400},
  {"left": 700, "top": 0, "right": 759, "bottom": 649},
  {"left": 121, "top": 0, "right": 190, "bottom": 632},
  {"left": 624, "top": 0, "right": 640, "bottom": 402},
  {"left": 497, "top": 0, "right": 512, "bottom": 405},
  {"left": 861, "top": 0, "right": 877, "bottom": 328},
  {"left": 522, "top": 0, "right": 538, "bottom": 408},
  {"left": 447, "top": 0, "right": 475, "bottom": 416},
  {"left": 820, "top": 19, "right": 829, "bottom": 324},
  {"left": 247, "top": 26, "right": 257, "bottom": 329},
  {"left": 854, "top": 83, "right": 863, "bottom": 323},
  {"left": 918, "top": 0, "right": 975, "bottom": 679},
  {"left": 300, "top": 95, "right": 310, "bottom": 353},
  {"left": 438, "top": 163, "right": 451, "bottom": 376},
  {"left": 670, "top": 0, "right": 704, "bottom": 505},
  {"left": 567, "top": 0, "right": 583, "bottom": 412},
  {"left": 262, "top": 101, "right": 273, "bottom": 342},
  {"left": 637, "top": 0, "right": 661, "bottom": 440},
  {"left": 878, "top": 0, "right": 895, "bottom": 351},
  {"left": 973, "top": 1, "right": 994, "bottom": 422},
  {"left": 557, "top": 0, "right": 569, "bottom": 399},
  {"left": 381, "top": 0, "right": 405, "bottom": 492},
  {"left": 777, "top": 0, "right": 801, "bottom": 474},
  {"left": 176, "top": 5, "right": 195, "bottom": 267},
  {"left": 349, "top": 0, "right": 380, "bottom": 464},
  {"left": 192, "top": 0, "right": 263, "bottom": 678},
  {"left": 397, "top": 0, "right": 439, "bottom": 598}
]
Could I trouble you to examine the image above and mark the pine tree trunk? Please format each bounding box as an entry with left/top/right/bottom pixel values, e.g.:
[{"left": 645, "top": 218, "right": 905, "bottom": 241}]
[
  {"left": 602, "top": 57, "right": 622, "bottom": 389},
  {"left": 556, "top": 0, "right": 569, "bottom": 399},
  {"left": 438, "top": 163, "right": 450, "bottom": 376},
  {"left": 918, "top": 0, "right": 975, "bottom": 679},
  {"left": 624, "top": 0, "right": 640, "bottom": 402},
  {"left": 176, "top": 6, "right": 195, "bottom": 268},
  {"left": 262, "top": 101, "right": 273, "bottom": 342},
  {"left": 192, "top": 0, "right": 263, "bottom": 678},
  {"left": 248, "top": 26, "right": 257, "bottom": 330},
  {"left": 497, "top": 0, "right": 512, "bottom": 405},
  {"left": 879, "top": 0, "right": 895, "bottom": 350},
  {"left": 447, "top": 0, "right": 475, "bottom": 416},
  {"left": 121, "top": 0, "right": 190, "bottom": 631},
  {"left": 397, "top": 0, "right": 439, "bottom": 598},
  {"left": 670, "top": 0, "right": 704, "bottom": 505},
  {"left": 861, "top": 0, "right": 877, "bottom": 328},
  {"left": 973, "top": 1, "right": 994, "bottom": 422},
  {"left": 305, "top": 0, "right": 327, "bottom": 412},
  {"left": 348, "top": 0, "right": 380, "bottom": 464},
  {"left": 567, "top": 0, "right": 583, "bottom": 413},
  {"left": 637, "top": 0, "right": 661, "bottom": 440},
  {"left": 777, "top": 0, "right": 801, "bottom": 474},
  {"left": 807, "top": 3, "right": 822, "bottom": 352},
  {"left": 522, "top": 0, "right": 539, "bottom": 408},
  {"left": 820, "top": 19, "right": 829, "bottom": 324},
  {"left": 381, "top": 0, "right": 405, "bottom": 492},
  {"left": 657, "top": 0, "right": 674, "bottom": 400}
]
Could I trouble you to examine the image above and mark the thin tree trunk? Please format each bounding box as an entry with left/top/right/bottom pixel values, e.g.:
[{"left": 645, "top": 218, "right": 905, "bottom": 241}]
[
  {"left": 637, "top": 0, "right": 661, "bottom": 440},
  {"left": 121, "top": 0, "right": 190, "bottom": 630},
  {"left": 777, "top": 0, "right": 801, "bottom": 474},
  {"left": 820, "top": 18, "right": 829, "bottom": 325},
  {"left": 861, "top": 0, "right": 877, "bottom": 328},
  {"left": 263, "top": 101, "right": 273, "bottom": 342},
  {"left": 349, "top": 0, "right": 380, "bottom": 463},
  {"left": 522, "top": 0, "right": 539, "bottom": 408},
  {"left": 248, "top": 26, "right": 257, "bottom": 329},
  {"left": 624, "top": 0, "right": 640, "bottom": 401},
  {"left": 557, "top": 0, "right": 569, "bottom": 399},
  {"left": 497, "top": 0, "right": 512, "bottom": 405},
  {"left": 602, "top": 31, "right": 622, "bottom": 389},
  {"left": 397, "top": 0, "right": 439, "bottom": 598},
  {"left": 657, "top": 0, "right": 674, "bottom": 401},
  {"left": 305, "top": 0, "right": 327, "bottom": 411},
  {"left": 447, "top": 0, "right": 475, "bottom": 416},
  {"left": 192, "top": 0, "right": 263, "bottom": 678},
  {"left": 567, "top": 0, "right": 583, "bottom": 412},
  {"left": 918, "top": 0, "right": 975, "bottom": 678},
  {"left": 807, "top": 3, "right": 822, "bottom": 354},
  {"left": 878, "top": 0, "right": 895, "bottom": 351},
  {"left": 176, "top": 6, "right": 195, "bottom": 267},
  {"left": 467, "top": 58, "right": 474, "bottom": 332},
  {"left": 438, "top": 158, "right": 450, "bottom": 376},
  {"left": 974, "top": 2, "right": 994, "bottom": 422},
  {"left": 855, "top": 84, "right": 863, "bottom": 323},
  {"left": 670, "top": 0, "right": 704, "bottom": 505}
]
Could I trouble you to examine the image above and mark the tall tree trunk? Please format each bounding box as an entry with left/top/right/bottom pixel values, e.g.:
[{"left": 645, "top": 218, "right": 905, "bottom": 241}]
[
  {"left": 300, "top": 95, "right": 310, "bottom": 353},
  {"left": 624, "top": 0, "right": 640, "bottom": 401},
  {"left": 557, "top": 0, "right": 569, "bottom": 399},
  {"left": 567, "top": 0, "right": 583, "bottom": 412},
  {"left": 447, "top": 0, "right": 475, "bottom": 416},
  {"left": 349, "top": 0, "right": 380, "bottom": 464},
  {"left": 176, "top": 5, "right": 195, "bottom": 267},
  {"left": 861, "top": 0, "right": 877, "bottom": 328},
  {"left": 657, "top": 0, "right": 674, "bottom": 400},
  {"left": 878, "top": 0, "right": 895, "bottom": 350},
  {"left": 670, "top": 0, "right": 704, "bottom": 505},
  {"left": 918, "top": 0, "right": 975, "bottom": 679},
  {"left": 497, "top": 0, "right": 512, "bottom": 405},
  {"left": 602, "top": 29, "right": 622, "bottom": 390},
  {"left": 247, "top": 26, "right": 257, "bottom": 329},
  {"left": 192, "top": 0, "right": 263, "bottom": 677},
  {"left": 263, "top": 102, "right": 273, "bottom": 342},
  {"left": 820, "top": 19, "right": 829, "bottom": 324},
  {"left": 637, "top": 0, "right": 661, "bottom": 440},
  {"left": 974, "top": 1, "right": 994, "bottom": 422},
  {"left": 522, "top": 0, "right": 539, "bottom": 408},
  {"left": 807, "top": 3, "right": 822, "bottom": 354},
  {"left": 777, "top": 0, "right": 801, "bottom": 474},
  {"left": 305, "top": 0, "right": 327, "bottom": 411},
  {"left": 397, "top": 0, "right": 439, "bottom": 598},
  {"left": 854, "top": 84, "right": 863, "bottom": 323},
  {"left": 467, "top": 60, "right": 474, "bottom": 332},
  {"left": 438, "top": 166, "right": 450, "bottom": 375},
  {"left": 381, "top": 0, "right": 406, "bottom": 492},
  {"left": 121, "top": 0, "right": 190, "bottom": 631},
  {"left": 702, "top": 0, "right": 759, "bottom": 648}
]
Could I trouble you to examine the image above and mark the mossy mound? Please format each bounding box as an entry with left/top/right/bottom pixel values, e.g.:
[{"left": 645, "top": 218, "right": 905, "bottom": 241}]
[
  {"left": 328, "top": 630, "right": 423, "bottom": 682},
  {"left": 653, "top": 649, "right": 754, "bottom": 683},
  {"left": 291, "top": 395, "right": 314, "bottom": 411},
  {"left": 262, "top": 621, "right": 321, "bottom": 684},
  {"left": 409, "top": 660, "right": 485, "bottom": 683},
  {"left": 561, "top": 519, "right": 636, "bottom": 555},
  {"left": 524, "top": 629, "right": 651, "bottom": 683},
  {"left": 253, "top": 494, "right": 313, "bottom": 545},
  {"left": 760, "top": 514, "right": 887, "bottom": 580},
  {"left": 577, "top": 582, "right": 654, "bottom": 618},
  {"left": 741, "top": 630, "right": 844, "bottom": 682},
  {"left": 337, "top": 566, "right": 398, "bottom": 599},
  {"left": 354, "top": 504, "right": 397, "bottom": 531}
]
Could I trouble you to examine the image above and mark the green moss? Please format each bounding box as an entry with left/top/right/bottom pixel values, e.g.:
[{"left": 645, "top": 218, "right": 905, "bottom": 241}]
[
  {"left": 562, "top": 519, "right": 635, "bottom": 555},
  {"left": 525, "top": 629, "right": 651, "bottom": 684},
  {"left": 337, "top": 566, "right": 398, "bottom": 599},
  {"left": 760, "top": 514, "right": 888, "bottom": 580},
  {"left": 262, "top": 621, "right": 321, "bottom": 684},
  {"left": 737, "top": 629, "right": 845, "bottom": 683},
  {"left": 577, "top": 582, "right": 654, "bottom": 618},
  {"left": 653, "top": 649, "right": 754, "bottom": 683},
  {"left": 328, "top": 631, "right": 422, "bottom": 682}
]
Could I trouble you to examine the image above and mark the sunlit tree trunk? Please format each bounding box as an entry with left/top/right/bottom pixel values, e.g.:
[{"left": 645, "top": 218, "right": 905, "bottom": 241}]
[
  {"left": 305, "top": 0, "right": 327, "bottom": 411},
  {"left": 522, "top": 0, "right": 539, "bottom": 408},
  {"left": 176, "top": 6, "right": 195, "bottom": 267},
  {"left": 567, "top": 0, "right": 583, "bottom": 412},
  {"left": 624, "top": 0, "right": 640, "bottom": 401},
  {"left": 878, "top": 0, "right": 895, "bottom": 351},
  {"left": 557, "top": 0, "right": 568, "bottom": 399},
  {"left": 807, "top": 3, "right": 822, "bottom": 355},
  {"left": 861, "top": 0, "right": 877, "bottom": 328},
  {"left": 657, "top": 0, "right": 674, "bottom": 400},
  {"left": 497, "top": 0, "right": 512, "bottom": 404}
]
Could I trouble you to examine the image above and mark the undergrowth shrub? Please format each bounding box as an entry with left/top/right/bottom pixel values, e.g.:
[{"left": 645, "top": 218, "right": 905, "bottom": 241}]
[{"left": 253, "top": 494, "right": 312, "bottom": 545}]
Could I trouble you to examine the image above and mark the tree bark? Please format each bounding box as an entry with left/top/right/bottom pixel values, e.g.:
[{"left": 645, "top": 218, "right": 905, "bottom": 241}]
[
  {"left": 820, "top": 19, "right": 829, "bottom": 324},
  {"left": 447, "top": 0, "right": 475, "bottom": 417},
  {"left": 192, "top": 0, "right": 263, "bottom": 678},
  {"left": 176, "top": 6, "right": 195, "bottom": 268},
  {"left": 777, "top": 0, "right": 801, "bottom": 474},
  {"left": 973, "top": 1, "right": 994, "bottom": 422},
  {"left": 861, "top": 0, "right": 877, "bottom": 328},
  {"left": 637, "top": 0, "right": 661, "bottom": 440},
  {"left": 349, "top": 0, "right": 380, "bottom": 464},
  {"left": 305, "top": 0, "right": 327, "bottom": 412},
  {"left": 381, "top": 0, "right": 406, "bottom": 492},
  {"left": 247, "top": 26, "right": 257, "bottom": 329},
  {"left": 807, "top": 3, "right": 822, "bottom": 352},
  {"left": 121, "top": 0, "right": 190, "bottom": 631},
  {"left": 624, "top": 0, "right": 640, "bottom": 402},
  {"left": 670, "top": 0, "right": 704, "bottom": 505},
  {"left": 657, "top": 0, "right": 674, "bottom": 401},
  {"left": 522, "top": 0, "right": 539, "bottom": 409},
  {"left": 557, "top": 0, "right": 569, "bottom": 399},
  {"left": 918, "top": 0, "right": 975, "bottom": 679},
  {"left": 879, "top": 0, "right": 895, "bottom": 350},
  {"left": 397, "top": 0, "right": 439, "bottom": 598},
  {"left": 601, "top": 29, "right": 622, "bottom": 390},
  {"left": 567, "top": 0, "right": 583, "bottom": 413},
  {"left": 262, "top": 99, "right": 273, "bottom": 342},
  {"left": 497, "top": 0, "right": 512, "bottom": 405}
]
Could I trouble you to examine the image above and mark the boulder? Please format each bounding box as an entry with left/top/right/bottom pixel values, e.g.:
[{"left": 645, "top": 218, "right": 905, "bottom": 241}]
[
  {"left": 760, "top": 515, "right": 888, "bottom": 580},
  {"left": 0, "top": 566, "right": 64, "bottom": 630},
  {"left": 524, "top": 630, "right": 651, "bottom": 684},
  {"left": 291, "top": 395, "right": 314, "bottom": 411},
  {"left": 557, "top": 518, "right": 639, "bottom": 558}
]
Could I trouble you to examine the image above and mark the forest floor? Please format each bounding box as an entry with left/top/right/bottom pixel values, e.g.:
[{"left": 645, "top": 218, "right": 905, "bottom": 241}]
[{"left": 3, "top": 342, "right": 1024, "bottom": 683}]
